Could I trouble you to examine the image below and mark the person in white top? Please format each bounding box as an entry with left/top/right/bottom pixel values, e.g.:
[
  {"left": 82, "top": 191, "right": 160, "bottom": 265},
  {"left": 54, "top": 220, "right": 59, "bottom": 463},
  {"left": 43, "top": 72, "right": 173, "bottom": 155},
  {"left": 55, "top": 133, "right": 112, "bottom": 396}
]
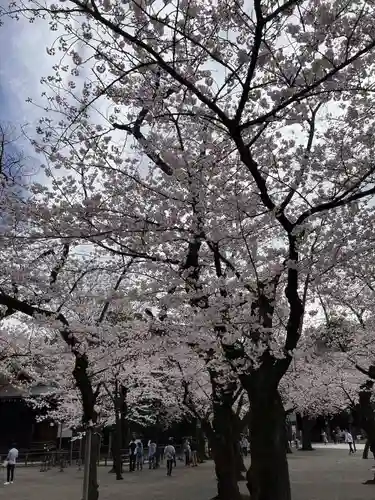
[
  {"left": 345, "top": 430, "right": 355, "bottom": 454},
  {"left": 321, "top": 431, "right": 328, "bottom": 445},
  {"left": 4, "top": 443, "right": 18, "bottom": 485},
  {"left": 164, "top": 438, "right": 176, "bottom": 476}
]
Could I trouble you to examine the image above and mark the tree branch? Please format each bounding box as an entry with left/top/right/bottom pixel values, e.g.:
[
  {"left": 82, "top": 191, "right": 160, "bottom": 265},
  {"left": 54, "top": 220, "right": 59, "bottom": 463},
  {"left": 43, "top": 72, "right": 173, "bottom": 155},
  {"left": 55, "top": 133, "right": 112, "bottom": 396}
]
[
  {"left": 234, "top": 0, "right": 264, "bottom": 124},
  {"left": 240, "top": 39, "right": 375, "bottom": 130},
  {"left": 70, "top": 0, "right": 232, "bottom": 128}
]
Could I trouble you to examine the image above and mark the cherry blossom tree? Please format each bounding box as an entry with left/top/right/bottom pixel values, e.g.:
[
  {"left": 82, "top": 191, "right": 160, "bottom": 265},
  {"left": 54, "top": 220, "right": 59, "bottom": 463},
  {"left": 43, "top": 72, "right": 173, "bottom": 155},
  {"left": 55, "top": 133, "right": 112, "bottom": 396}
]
[
  {"left": 0, "top": 229, "right": 148, "bottom": 500},
  {"left": 4, "top": 0, "right": 375, "bottom": 498}
]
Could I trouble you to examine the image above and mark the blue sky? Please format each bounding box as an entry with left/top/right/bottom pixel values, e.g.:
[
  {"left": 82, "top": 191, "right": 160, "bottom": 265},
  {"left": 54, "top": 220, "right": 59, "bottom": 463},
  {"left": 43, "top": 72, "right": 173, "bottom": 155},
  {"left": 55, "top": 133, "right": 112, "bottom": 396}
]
[{"left": 0, "top": 14, "right": 57, "bottom": 164}]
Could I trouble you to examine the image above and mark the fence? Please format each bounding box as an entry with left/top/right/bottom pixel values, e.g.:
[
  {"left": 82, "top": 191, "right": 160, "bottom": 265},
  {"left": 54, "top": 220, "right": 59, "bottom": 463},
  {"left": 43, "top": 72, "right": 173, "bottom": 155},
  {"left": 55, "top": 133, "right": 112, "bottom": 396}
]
[{"left": 1, "top": 444, "right": 186, "bottom": 470}]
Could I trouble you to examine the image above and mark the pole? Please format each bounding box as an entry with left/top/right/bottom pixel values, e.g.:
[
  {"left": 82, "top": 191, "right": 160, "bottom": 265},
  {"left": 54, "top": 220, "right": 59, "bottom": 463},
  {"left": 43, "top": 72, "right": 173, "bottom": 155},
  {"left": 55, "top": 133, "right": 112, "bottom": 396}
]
[
  {"left": 82, "top": 428, "right": 92, "bottom": 500},
  {"left": 98, "top": 434, "right": 102, "bottom": 466},
  {"left": 78, "top": 436, "right": 83, "bottom": 470},
  {"left": 70, "top": 438, "right": 74, "bottom": 466},
  {"left": 59, "top": 423, "right": 63, "bottom": 451},
  {"left": 107, "top": 430, "right": 112, "bottom": 466}
]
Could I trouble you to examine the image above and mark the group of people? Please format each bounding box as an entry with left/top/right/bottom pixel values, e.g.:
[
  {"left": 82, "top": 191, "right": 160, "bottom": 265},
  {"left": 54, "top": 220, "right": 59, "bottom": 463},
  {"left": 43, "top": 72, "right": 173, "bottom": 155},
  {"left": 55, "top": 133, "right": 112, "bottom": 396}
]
[
  {"left": 128, "top": 436, "right": 200, "bottom": 476},
  {"left": 322, "top": 428, "right": 357, "bottom": 454},
  {"left": 129, "top": 438, "right": 148, "bottom": 471},
  {"left": 182, "top": 438, "right": 199, "bottom": 467}
]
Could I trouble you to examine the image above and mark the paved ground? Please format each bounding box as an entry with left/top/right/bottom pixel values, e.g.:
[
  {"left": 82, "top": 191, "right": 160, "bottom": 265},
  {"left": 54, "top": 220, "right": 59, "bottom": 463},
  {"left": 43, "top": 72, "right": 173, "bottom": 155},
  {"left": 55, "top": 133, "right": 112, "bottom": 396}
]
[{"left": 3, "top": 448, "right": 375, "bottom": 499}]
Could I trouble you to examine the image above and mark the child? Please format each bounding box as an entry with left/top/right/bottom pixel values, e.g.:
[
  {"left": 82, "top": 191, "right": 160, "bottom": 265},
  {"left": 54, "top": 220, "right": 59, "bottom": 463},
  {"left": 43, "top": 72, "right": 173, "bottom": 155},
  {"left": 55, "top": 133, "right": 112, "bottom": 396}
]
[
  {"left": 346, "top": 430, "right": 355, "bottom": 454},
  {"left": 321, "top": 430, "right": 328, "bottom": 445}
]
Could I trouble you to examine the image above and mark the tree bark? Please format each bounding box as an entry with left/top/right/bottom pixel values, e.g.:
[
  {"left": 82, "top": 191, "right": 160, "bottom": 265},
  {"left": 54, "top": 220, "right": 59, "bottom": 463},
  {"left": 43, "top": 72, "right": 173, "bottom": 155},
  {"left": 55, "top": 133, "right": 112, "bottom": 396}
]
[
  {"left": 73, "top": 355, "right": 99, "bottom": 500},
  {"left": 358, "top": 378, "right": 375, "bottom": 481},
  {"left": 203, "top": 374, "right": 242, "bottom": 500},
  {"left": 212, "top": 447, "right": 242, "bottom": 500},
  {"left": 231, "top": 410, "right": 246, "bottom": 479},
  {"left": 208, "top": 418, "right": 242, "bottom": 500},
  {"left": 111, "top": 381, "right": 123, "bottom": 480},
  {"left": 196, "top": 424, "right": 207, "bottom": 462},
  {"left": 246, "top": 382, "right": 291, "bottom": 500},
  {"left": 120, "top": 385, "right": 128, "bottom": 449},
  {"left": 88, "top": 432, "right": 99, "bottom": 500},
  {"left": 301, "top": 416, "right": 314, "bottom": 451},
  {"left": 112, "top": 415, "right": 123, "bottom": 479}
]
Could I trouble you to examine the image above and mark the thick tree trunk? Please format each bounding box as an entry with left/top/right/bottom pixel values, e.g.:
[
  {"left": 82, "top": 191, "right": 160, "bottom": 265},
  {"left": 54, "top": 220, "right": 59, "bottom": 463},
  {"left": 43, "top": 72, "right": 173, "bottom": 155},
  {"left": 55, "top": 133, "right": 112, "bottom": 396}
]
[
  {"left": 88, "top": 432, "right": 99, "bottom": 500},
  {"left": 301, "top": 416, "right": 313, "bottom": 451},
  {"left": 247, "top": 384, "right": 291, "bottom": 500},
  {"left": 109, "top": 383, "right": 126, "bottom": 478},
  {"left": 203, "top": 378, "right": 242, "bottom": 500},
  {"left": 196, "top": 425, "right": 207, "bottom": 462},
  {"left": 358, "top": 377, "right": 375, "bottom": 482},
  {"left": 213, "top": 448, "right": 242, "bottom": 500},
  {"left": 112, "top": 415, "right": 123, "bottom": 479},
  {"left": 72, "top": 354, "right": 99, "bottom": 500},
  {"left": 120, "top": 385, "right": 128, "bottom": 449},
  {"left": 232, "top": 411, "right": 246, "bottom": 479},
  {"left": 209, "top": 429, "right": 242, "bottom": 499}
]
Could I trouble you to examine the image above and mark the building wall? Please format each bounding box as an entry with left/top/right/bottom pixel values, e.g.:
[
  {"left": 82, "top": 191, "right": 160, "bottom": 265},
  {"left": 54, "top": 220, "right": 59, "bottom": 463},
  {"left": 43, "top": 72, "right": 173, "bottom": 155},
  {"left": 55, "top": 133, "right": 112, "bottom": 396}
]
[{"left": 0, "top": 398, "right": 57, "bottom": 450}]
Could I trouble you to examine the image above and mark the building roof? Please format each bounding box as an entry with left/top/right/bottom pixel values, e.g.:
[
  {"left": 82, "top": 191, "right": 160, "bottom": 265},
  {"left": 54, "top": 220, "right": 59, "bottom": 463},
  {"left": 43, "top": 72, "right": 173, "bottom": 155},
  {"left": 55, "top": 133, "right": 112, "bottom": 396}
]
[{"left": 0, "top": 382, "right": 54, "bottom": 399}]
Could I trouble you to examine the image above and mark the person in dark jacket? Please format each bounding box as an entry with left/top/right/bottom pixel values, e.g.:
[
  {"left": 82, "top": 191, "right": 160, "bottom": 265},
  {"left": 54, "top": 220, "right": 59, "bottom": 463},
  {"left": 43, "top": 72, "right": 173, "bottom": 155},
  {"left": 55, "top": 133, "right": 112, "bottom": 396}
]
[{"left": 129, "top": 439, "right": 137, "bottom": 471}]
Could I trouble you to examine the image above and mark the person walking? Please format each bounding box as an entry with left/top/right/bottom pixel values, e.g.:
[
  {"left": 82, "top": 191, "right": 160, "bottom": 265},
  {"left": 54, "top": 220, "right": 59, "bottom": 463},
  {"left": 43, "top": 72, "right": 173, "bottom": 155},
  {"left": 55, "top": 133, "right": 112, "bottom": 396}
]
[
  {"left": 4, "top": 443, "right": 18, "bottom": 485},
  {"left": 148, "top": 440, "right": 156, "bottom": 469},
  {"left": 332, "top": 430, "right": 337, "bottom": 444},
  {"left": 345, "top": 430, "right": 355, "bottom": 454},
  {"left": 190, "top": 439, "right": 198, "bottom": 467},
  {"left": 321, "top": 430, "right": 328, "bottom": 445},
  {"left": 164, "top": 438, "right": 176, "bottom": 477},
  {"left": 135, "top": 441, "right": 143, "bottom": 470},
  {"left": 129, "top": 439, "right": 137, "bottom": 472},
  {"left": 183, "top": 439, "right": 191, "bottom": 466}
]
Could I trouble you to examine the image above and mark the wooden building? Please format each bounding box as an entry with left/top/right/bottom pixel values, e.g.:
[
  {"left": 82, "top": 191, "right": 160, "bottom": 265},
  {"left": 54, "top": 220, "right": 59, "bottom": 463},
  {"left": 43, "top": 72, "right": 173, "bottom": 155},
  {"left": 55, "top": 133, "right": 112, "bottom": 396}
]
[{"left": 0, "top": 379, "right": 57, "bottom": 451}]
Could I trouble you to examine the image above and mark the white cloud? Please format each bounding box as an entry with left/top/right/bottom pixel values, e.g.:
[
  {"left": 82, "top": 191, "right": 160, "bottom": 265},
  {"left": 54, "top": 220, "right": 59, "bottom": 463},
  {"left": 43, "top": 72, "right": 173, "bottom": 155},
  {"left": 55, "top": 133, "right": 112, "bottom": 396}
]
[{"left": 0, "top": 15, "right": 55, "bottom": 139}]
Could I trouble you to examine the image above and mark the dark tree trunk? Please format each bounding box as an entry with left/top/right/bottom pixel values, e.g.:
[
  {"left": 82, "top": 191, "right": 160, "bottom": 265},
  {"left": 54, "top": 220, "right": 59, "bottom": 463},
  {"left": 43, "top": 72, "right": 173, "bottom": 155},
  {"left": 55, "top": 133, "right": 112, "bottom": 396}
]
[
  {"left": 209, "top": 413, "right": 242, "bottom": 500},
  {"left": 358, "top": 377, "right": 375, "bottom": 482},
  {"left": 196, "top": 425, "right": 207, "bottom": 462},
  {"left": 112, "top": 415, "right": 123, "bottom": 479},
  {"left": 231, "top": 410, "right": 246, "bottom": 479},
  {"left": 301, "top": 416, "right": 314, "bottom": 451},
  {"left": 246, "top": 382, "right": 291, "bottom": 500},
  {"left": 363, "top": 439, "right": 373, "bottom": 459},
  {"left": 72, "top": 354, "right": 99, "bottom": 500},
  {"left": 213, "top": 448, "right": 242, "bottom": 500},
  {"left": 120, "top": 385, "right": 128, "bottom": 448},
  {"left": 89, "top": 432, "right": 99, "bottom": 500},
  {"left": 112, "top": 381, "right": 123, "bottom": 480},
  {"left": 204, "top": 373, "right": 242, "bottom": 500},
  {"left": 109, "top": 384, "right": 127, "bottom": 478},
  {"left": 108, "top": 429, "right": 116, "bottom": 474}
]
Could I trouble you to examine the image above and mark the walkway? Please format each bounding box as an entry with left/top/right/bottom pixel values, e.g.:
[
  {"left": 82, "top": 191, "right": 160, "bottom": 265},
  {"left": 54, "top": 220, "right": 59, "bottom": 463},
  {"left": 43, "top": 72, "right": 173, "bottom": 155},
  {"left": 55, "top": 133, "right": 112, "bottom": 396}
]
[{"left": 2, "top": 448, "right": 375, "bottom": 499}]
